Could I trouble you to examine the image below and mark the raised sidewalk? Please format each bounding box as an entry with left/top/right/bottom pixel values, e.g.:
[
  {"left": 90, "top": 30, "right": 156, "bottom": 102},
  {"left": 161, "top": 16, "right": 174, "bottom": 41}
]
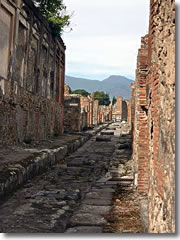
[{"left": 0, "top": 124, "right": 109, "bottom": 199}]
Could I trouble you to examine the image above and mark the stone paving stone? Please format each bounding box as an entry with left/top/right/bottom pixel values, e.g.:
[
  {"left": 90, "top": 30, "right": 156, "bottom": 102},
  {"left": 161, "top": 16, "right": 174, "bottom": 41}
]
[
  {"left": 82, "top": 198, "right": 112, "bottom": 206},
  {"left": 85, "top": 191, "right": 112, "bottom": 200},
  {"left": 69, "top": 213, "right": 107, "bottom": 227},
  {"left": 119, "top": 139, "right": 131, "bottom": 144},
  {"left": 78, "top": 204, "right": 111, "bottom": 215},
  {"left": 66, "top": 226, "right": 103, "bottom": 233},
  {"left": 96, "top": 136, "right": 111, "bottom": 142},
  {"left": 106, "top": 127, "right": 116, "bottom": 130},
  {"left": 118, "top": 143, "right": 131, "bottom": 149},
  {"left": 100, "top": 131, "right": 114, "bottom": 136},
  {"left": 0, "top": 122, "right": 133, "bottom": 233},
  {"left": 91, "top": 187, "right": 115, "bottom": 193}
]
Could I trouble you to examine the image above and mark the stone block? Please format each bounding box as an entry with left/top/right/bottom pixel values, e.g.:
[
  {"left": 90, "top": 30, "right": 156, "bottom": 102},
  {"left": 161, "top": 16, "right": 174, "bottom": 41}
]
[
  {"left": 69, "top": 213, "right": 107, "bottom": 227},
  {"left": 96, "top": 136, "right": 111, "bottom": 142},
  {"left": 101, "top": 131, "right": 114, "bottom": 135}
]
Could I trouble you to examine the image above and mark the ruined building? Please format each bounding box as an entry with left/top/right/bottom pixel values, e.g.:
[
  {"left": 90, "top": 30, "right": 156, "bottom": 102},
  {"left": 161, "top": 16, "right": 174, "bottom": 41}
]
[
  {"left": 130, "top": 0, "right": 175, "bottom": 233},
  {"left": 64, "top": 84, "right": 88, "bottom": 132},
  {"left": 112, "top": 96, "right": 128, "bottom": 122},
  {"left": 64, "top": 84, "right": 113, "bottom": 132},
  {"left": 0, "top": 0, "right": 65, "bottom": 145}
]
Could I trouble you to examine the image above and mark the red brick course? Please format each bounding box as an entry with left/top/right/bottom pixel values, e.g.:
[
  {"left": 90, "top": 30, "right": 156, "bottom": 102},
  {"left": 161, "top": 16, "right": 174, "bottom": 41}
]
[{"left": 130, "top": 0, "right": 175, "bottom": 233}]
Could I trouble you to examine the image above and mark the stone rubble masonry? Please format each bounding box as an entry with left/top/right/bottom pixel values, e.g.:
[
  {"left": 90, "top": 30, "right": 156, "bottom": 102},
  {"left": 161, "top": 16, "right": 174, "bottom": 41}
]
[
  {"left": 133, "top": 35, "right": 149, "bottom": 195},
  {"left": 92, "top": 100, "right": 99, "bottom": 125},
  {"left": 126, "top": 100, "right": 131, "bottom": 124},
  {"left": 64, "top": 84, "right": 72, "bottom": 95},
  {"left": 112, "top": 96, "right": 128, "bottom": 122},
  {"left": 80, "top": 95, "right": 94, "bottom": 126},
  {"left": 64, "top": 94, "right": 81, "bottom": 132},
  {"left": 112, "top": 97, "right": 123, "bottom": 121},
  {"left": 98, "top": 105, "right": 112, "bottom": 123},
  {"left": 130, "top": 0, "right": 175, "bottom": 233},
  {"left": 64, "top": 85, "right": 113, "bottom": 132},
  {"left": 0, "top": 0, "right": 65, "bottom": 145}
]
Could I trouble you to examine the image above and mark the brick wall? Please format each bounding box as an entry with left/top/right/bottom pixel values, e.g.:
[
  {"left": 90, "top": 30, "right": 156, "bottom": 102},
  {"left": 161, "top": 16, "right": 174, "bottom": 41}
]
[
  {"left": 132, "top": 35, "right": 149, "bottom": 194},
  {"left": 147, "top": 0, "right": 175, "bottom": 233},
  {"left": 0, "top": 0, "right": 65, "bottom": 144},
  {"left": 130, "top": 0, "right": 175, "bottom": 233}
]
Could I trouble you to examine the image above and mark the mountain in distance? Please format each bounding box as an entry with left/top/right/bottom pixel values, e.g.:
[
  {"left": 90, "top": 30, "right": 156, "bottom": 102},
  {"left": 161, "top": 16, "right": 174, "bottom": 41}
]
[{"left": 65, "top": 75, "right": 134, "bottom": 99}]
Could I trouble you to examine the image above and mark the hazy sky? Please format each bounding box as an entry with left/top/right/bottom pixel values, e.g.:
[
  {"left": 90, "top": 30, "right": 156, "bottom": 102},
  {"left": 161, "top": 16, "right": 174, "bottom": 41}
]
[{"left": 62, "top": 0, "right": 150, "bottom": 80}]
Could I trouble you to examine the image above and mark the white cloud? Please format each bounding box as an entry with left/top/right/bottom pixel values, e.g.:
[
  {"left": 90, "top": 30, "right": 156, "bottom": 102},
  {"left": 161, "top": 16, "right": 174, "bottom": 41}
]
[{"left": 63, "top": 0, "right": 150, "bottom": 80}]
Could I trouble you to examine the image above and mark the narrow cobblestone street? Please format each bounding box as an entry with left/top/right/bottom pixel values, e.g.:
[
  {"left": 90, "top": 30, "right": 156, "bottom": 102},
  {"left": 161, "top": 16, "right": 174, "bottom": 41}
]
[{"left": 0, "top": 122, "right": 143, "bottom": 233}]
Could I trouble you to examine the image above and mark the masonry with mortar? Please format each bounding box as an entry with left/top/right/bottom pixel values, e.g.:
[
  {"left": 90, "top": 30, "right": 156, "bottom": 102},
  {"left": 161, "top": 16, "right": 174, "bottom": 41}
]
[{"left": 130, "top": 0, "right": 175, "bottom": 233}]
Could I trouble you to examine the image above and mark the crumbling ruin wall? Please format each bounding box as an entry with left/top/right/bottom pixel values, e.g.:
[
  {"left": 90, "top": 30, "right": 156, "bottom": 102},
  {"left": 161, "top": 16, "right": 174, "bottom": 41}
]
[
  {"left": 80, "top": 108, "right": 88, "bottom": 130},
  {"left": 147, "top": 0, "right": 175, "bottom": 233},
  {"left": 130, "top": 0, "right": 175, "bottom": 233},
  {"left": 133, "top": 35, "right": 149, "bottom": 194},
  {"left": 0, "top": 0, "right": 65, "bottom": 145},
  {"left": 64, "top": 84, "right": 72, "bottom": 95},
  {"left": 92, "top": 100, "right": 99, "bottom": 125},
  {"left": 80, "top": 96, "right": 94, "bottom": 126},
  {"left": 64, "top": 95, "right": 81, "bottom": 132},
  {"left": 126, "top": 100, "right": 131, "bottom": 124},
  {"left": 122, "top": 100, "right": 128, "bottom": 121},
  {"left": 112, "top": 96, "right": 123, "bottom": 121}
]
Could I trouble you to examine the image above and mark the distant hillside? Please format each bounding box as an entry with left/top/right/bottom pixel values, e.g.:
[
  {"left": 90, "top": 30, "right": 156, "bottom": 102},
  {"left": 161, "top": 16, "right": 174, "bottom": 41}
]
[{"left": 65, "top": 75, "right": 134, "bottom": 99}]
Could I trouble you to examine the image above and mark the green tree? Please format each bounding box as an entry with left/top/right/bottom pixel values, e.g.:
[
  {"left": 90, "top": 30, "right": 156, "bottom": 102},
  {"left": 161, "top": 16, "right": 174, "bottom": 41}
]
[
  {"left": 112, "top": 96, "right": 117, "bottom": 105},
  {"left": 33, "top": 0, "right": 73, "bottom": 36},
  {"left": 93, "top": 91, "right": 111, "bottom": 106},
  {"left": 72, "top": 89, "right": 90, "bottom": 97}
]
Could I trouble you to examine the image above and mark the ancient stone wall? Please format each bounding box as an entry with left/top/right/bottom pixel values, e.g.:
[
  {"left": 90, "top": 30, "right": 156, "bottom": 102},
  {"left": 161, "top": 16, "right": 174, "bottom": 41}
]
[
  {"left": 122, "top": 100, "right": 128, "bottom": 121},
  {"left": 0, "top": 0, "right": 65, "bottom": 145},
  {"left": 147, "top": 0, "right": 175, "bottom": 233},
  {"left": 80, "top": 96, "right": 91, "bottom": 126},
  {"left": 80, "top": 108, "right": 88, "bottom": 130},
  {"left": 112, "top": 96, "right": 123, "bottom": 121},
  {"left": 126, "top": 100, "right": 131, "bottom": 124},
  {"left": 92, "top": 100, "right": 99, "bottom": 125},
  {"left": 64, "top": 84, "right": 72, "bottom": 95},
  {"left": 64, "top": 95, "right": 81, "bottom": 132},
  {"left": 130, "top": 0, "right": 175, "bottom": 233},
  {"left": 133, "top": 35, "right": 149, "bottom": 194}
]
